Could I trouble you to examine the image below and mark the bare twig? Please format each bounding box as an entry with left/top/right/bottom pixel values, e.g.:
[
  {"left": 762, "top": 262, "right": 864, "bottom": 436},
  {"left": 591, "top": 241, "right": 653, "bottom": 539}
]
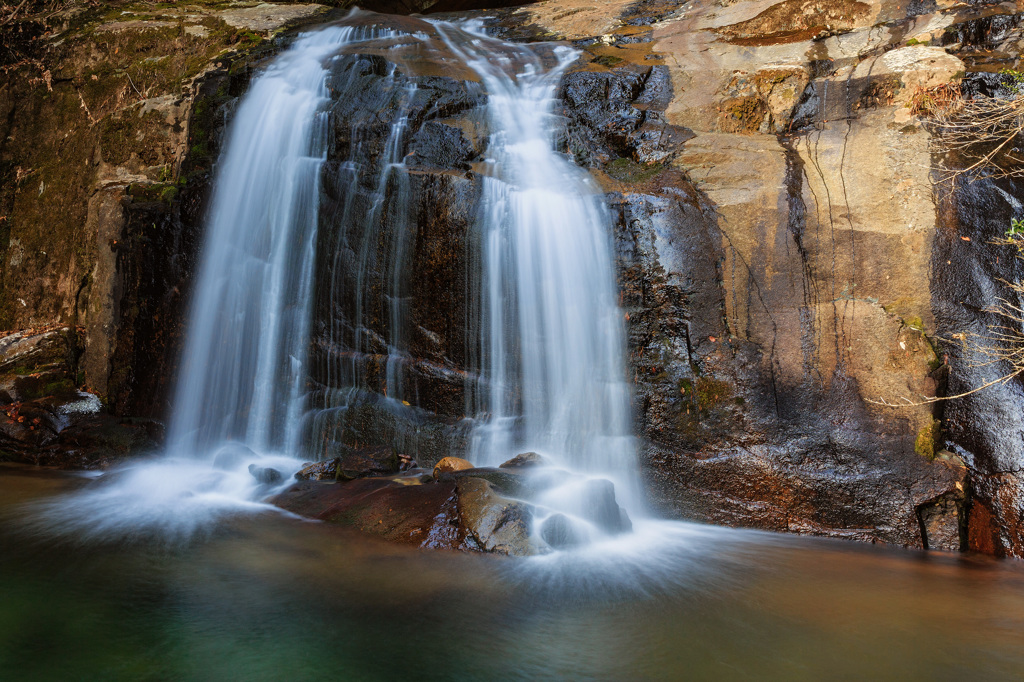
[
  {"left": 0, "top": 0, "right": 30, "bottom": 27},
  {"left": 913, "top": 80, "right": 1024, "bottom": 181}
]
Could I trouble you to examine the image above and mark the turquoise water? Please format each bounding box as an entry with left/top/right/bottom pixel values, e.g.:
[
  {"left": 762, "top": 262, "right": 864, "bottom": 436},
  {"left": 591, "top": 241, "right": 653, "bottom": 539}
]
[{"left": 2, "top": 464, "right": 1023, "bottom": 681}]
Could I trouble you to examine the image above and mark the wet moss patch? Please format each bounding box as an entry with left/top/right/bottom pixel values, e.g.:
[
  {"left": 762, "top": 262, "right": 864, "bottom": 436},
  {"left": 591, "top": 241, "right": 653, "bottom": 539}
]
[{"left": 915, "top": 419, "right": 941, "bottom": 460}]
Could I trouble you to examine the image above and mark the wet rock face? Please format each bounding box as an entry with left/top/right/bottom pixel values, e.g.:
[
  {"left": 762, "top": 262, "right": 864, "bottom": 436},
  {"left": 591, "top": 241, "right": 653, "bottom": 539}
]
[
  {"left": 0, "top": 2, "right": 326, "bottom": 421},
  {"left": 933, "top": 172, "right": 1024, "bottom": 557},
  {"left": 0, "top": 327, "right": 161, "bottom": 467},
  {"left": 294, "top": 3, "right": 982, "bottom": 551},
  {"left": 307, "top": 42, "right": 488, "bottom": 468},
  {"left": 526, "top": 0, "right": 990, "bottom": 550}
]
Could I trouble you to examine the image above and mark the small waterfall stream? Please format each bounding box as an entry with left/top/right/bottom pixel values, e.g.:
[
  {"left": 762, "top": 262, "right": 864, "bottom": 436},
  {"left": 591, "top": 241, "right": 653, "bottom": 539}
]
[
  {"left": 436, "top": 22, "right": 642, "bottom": 535},
  {"left": 27, "top": 26, "right": 371, "bottom": 541},
  {"left": 31, "top": 15, "right": 642, "bottom": 547},
  {"left": 170, "top": 27, "right": 350, "bottom": 457}
]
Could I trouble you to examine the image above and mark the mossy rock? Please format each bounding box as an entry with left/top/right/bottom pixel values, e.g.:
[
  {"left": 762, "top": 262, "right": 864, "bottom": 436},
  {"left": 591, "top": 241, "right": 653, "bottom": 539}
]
[
  {"left": 915, "top": 419, "right": 941, "bottom": 460},
  {"left": 605, "top": 157, "right": 664, "bottom": 184}
]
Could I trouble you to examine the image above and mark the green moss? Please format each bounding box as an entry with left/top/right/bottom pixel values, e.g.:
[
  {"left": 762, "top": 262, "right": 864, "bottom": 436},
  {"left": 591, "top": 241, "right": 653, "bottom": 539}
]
[
  {"left": 127, "top": 182, "right": 179, "bottom": 204},
  {"left": 159, "top": 185, "right": 178, "bottom": 204},
  {"left": 695, "top": 376, "right": 731, "bottom": 410},
  {"left": 915, "top": 419, "right": 941, "bottom": 460},
  {"left": 905, "top": 315, "right": 924, "bottom": 331},
  {"left": 905, "top": 38, "right": 928, "bottom": 46},
  {"left": 606, "top": 157, "right": 664, "bottom": 184},
  {"left": 15, "top": 376, "right": 76, "bottom": 401},
  {"left": 592, "top": 55, "right": 624, "bottom": 68}
]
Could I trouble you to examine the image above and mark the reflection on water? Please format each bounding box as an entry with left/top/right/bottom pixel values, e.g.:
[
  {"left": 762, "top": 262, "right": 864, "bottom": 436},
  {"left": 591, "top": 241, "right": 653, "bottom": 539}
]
[{"left": 3, "top": 466, "right": 1024, "bottom": 681}]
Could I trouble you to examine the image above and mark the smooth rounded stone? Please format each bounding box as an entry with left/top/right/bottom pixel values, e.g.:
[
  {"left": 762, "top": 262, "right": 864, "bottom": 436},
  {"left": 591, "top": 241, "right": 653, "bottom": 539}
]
[
  {"left": 295, "top": 458, "right": 340, "bottom": 481},
  {"left": 248, "top": 464, "right": 283, "bottom": 485},
  {"left": 433, "top": 456, "right": 475, "bottom": 480},
  {"left": 530, "top": 467, "right": 574, "bottom": 493},
  {"left": 456, "top": 477, "right": 535, "bottom": 556},
  {"left": 499, "top": 452, "right": 548, "bottom": 469},
  {"left": 540, "top": 513, "right": 584, "bottom": 549},
  {"left": 580, "top": 478, "right": 632, "bottom": 534},
  {"left": 212, "top": 442, "right": 257, "bottom": 470}
]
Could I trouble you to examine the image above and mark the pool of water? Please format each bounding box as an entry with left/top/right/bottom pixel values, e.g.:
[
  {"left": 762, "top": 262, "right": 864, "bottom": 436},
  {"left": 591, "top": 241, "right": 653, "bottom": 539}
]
[{"left": 2, "top": 464, "right": 1023, "bottom": 681}]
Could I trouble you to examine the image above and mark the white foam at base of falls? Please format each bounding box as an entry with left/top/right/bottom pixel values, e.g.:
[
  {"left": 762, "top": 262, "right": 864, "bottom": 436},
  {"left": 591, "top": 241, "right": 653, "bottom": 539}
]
[
  {"left": 24, "top": 26, "right": 369, "bottom": 541},
  {"left": 435, "top": 21, "right": 643, "bottom": 544}
]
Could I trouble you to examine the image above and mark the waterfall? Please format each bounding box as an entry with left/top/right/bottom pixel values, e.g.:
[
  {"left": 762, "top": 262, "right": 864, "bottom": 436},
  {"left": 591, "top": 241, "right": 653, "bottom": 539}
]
[
  {"left": 437, "top": 23, "right": 642, "bottom": 513},
  {"left": 26, "top": 26, "right": 373, "bottom": 542},
  {"left": 169, "top": 27, "right": 352, "bottom": 458},
  {"left": 30, "top": 15, "right": 641, "bottom": 544}
]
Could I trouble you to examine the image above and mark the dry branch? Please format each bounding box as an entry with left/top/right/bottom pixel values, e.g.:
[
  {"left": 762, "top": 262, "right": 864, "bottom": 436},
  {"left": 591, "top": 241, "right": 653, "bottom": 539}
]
[{"left": 912, "top": 78, "right": 1024, "bottom": 181}]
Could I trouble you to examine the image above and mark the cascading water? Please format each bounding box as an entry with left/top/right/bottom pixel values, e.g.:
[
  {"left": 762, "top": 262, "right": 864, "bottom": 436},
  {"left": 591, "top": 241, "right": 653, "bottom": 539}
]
[
  {"left": 436, "top": 23, "right": 642, "bottom": 541},
  {"left": 26, "top": 26, "right": 370, "bottom": 541},
  {"left": 30, "top": 15, "right": 646, "bottom": 551},
  {"left": 170, "top": 28, "right": 347, "bottom": 457}
]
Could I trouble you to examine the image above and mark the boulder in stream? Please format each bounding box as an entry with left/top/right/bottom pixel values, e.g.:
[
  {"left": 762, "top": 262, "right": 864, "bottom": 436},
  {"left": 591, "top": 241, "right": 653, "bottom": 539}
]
[
  {"left": 499, "top": 452, "right": 548, "bottom": 469},
  {"left": 580, "top": 479, "right": 632, "bottom": 535},
  {"left": 248, "top": 464, "right": 283, "bottom": 485},
  {"left": 540, "top": 513, "right": 585, "bottom": 550},
  {"left": 456, "top": 477, "right": 535, "bottom": 556},
  {"left": 432, "top": 456, "right": 475, "bottom": 479}
]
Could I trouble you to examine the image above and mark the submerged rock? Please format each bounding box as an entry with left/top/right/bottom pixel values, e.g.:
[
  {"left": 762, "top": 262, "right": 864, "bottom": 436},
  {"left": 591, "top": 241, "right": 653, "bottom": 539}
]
[
  {"left": 212, "top": 443, "right": 258, "bottom": 470},
  {"left": 579, "top": 479, "right": 632, "bottom": 535},
  {"left": 248, "top": 464, "right": 283, "bottom": 485},
  {"left": 540, "top": 513, "right": 584, "bottom": 549}
]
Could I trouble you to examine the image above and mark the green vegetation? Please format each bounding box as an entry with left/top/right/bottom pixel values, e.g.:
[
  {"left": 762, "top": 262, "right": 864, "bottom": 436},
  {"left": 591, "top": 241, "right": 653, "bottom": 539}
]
[
  {"left": 915, "top": 419, "right": 941, "bottom": 460},
  {"left": 592, "top": 55, "right": 624, "bottom": 68},
  {"left": 695, "top": 376, "right": 732, "bottom": 411},
  {"left": 605, "top": 157, "right": 664, "bottom": 184},
  {"left": 999, "top": 68, "right": 1024, "bottom": 95}
]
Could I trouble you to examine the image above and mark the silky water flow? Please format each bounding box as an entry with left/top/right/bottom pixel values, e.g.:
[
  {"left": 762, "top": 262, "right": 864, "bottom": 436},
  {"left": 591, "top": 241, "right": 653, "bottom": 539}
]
[
  {"left": 25, "top": 26, "right": 368, "bottom": 542},
  {"left": 27, "top": 18, "right": 697, "bottom": 563}
]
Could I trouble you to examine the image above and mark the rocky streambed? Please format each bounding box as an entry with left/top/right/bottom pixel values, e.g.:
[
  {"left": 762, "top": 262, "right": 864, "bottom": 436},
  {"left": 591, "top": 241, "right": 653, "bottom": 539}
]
[{"left": 274, "top": 451, "right": 632, "bottom": 556}]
